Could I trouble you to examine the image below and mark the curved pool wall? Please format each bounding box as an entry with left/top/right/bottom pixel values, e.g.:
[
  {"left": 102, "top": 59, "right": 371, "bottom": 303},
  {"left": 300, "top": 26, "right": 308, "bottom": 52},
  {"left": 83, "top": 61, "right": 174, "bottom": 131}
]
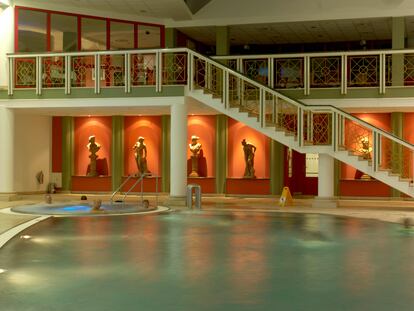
[
  {"left": 10, "top": 202, "right": 160, "bottom": 216},
  {"left": 0, "top": 211, "right": 413, "bottom": 311}
]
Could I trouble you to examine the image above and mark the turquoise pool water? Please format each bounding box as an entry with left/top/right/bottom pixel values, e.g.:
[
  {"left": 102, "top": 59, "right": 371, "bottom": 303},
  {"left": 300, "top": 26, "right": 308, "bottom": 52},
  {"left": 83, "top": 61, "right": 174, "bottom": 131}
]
[
  {"left": 0, "top": 211, "right": 413, "bottom": 310},
  {"left": 11, "top": 202, "right": 154, "bottom": 215}
]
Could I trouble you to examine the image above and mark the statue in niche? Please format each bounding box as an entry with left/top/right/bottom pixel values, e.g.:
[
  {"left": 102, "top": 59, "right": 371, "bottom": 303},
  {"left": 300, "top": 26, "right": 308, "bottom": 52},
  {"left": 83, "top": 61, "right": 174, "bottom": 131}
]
[
  {"left": 189, "top": 135, "right": 202, "bottom": 177},
  {"left": 242, "top": 139, "right": 257, "bottom": 178},
  {"left": 133, "top": 136, "right": 150, "bottom": 176},
  {"left": 87, "top": 135, "right": 101, "bottom": 177},
  {"left": 355, "top": 137, "right": 372, "bottom": 180}
]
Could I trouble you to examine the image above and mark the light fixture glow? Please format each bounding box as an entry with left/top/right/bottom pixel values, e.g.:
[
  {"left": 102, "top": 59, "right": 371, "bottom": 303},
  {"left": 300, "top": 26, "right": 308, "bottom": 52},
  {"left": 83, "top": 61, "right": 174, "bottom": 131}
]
[
  {"left": 20, "top": 235, "right": 31, "bottom": 240},
  {"left": 0, "top": 0, "right": 10, "bottom": 9},
  {"left": 0, "top": 268, "right": 6, "bottom": 274}
]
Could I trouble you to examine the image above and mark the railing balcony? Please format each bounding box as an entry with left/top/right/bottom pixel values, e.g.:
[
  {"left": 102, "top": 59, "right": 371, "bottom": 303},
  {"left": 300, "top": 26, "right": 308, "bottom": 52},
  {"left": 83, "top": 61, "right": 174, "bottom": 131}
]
[{"left": 214, "top": 49, "right": 414, "bottom": 95}]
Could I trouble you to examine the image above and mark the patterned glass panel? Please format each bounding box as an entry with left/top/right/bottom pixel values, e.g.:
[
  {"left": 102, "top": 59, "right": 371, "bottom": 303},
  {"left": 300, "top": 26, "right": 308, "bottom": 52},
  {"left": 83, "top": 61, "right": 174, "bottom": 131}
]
[
  {"left": 131, "top": 54, "right": 156, "bottom": 86},
  {"left": 194, "top": 57, "right": 206, "bottom": 89},
  {"left": 42, "top": 57, "right": 65, "bottom": 88},
  {"left": 312, "top": 113, "right": 331, "bottom": 145},
  {"left": 101, "top": 54, "right": 125, "bottom": 87},
  {"left": 243, "top": 59, "right": 268, "bottom": 85},
  {"left": 15, "top": 58, "right": 36, "bottom": 88},
  {"left": 276, "top": 99, "right": 298, "bottom": 135},
  {"left": 348, "top": 56, "right": 379, "bottom": 87},
  {"left": 71, "top": 56, "right": 94, "bottom": 88},
  {"left": 162, "top": 53, "right": 187, "bottom": 85},
  {"left": 310, "top": 57, "right": 340, "bottom": 88},
  {"left": 275, "top": 58, "right": 304, "bottom": 89},
  {"left": 342, "top": 119, "right": 373, "bottom": 157},
  {"left": 241, "top": 81, "right": 259, "bottom": 119},
  {"left": 404, "top": 54, "right": 414, "bottom": 86}
]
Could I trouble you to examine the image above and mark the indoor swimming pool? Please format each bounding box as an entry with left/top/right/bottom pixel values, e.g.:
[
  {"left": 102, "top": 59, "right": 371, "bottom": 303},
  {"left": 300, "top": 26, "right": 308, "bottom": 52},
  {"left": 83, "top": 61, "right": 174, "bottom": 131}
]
[{"left": 0, "top": 211, "right": 413, "bottom": 311}]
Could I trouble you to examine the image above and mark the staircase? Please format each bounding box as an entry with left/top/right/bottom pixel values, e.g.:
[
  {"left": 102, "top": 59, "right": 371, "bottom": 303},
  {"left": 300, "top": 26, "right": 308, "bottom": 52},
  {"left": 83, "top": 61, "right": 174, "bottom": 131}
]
[
  {"left": 7, "top": 47, "right": 414, "bottom": 196},
  {"left": 185, "top": 50, "right": 414, "bottom": 197}
]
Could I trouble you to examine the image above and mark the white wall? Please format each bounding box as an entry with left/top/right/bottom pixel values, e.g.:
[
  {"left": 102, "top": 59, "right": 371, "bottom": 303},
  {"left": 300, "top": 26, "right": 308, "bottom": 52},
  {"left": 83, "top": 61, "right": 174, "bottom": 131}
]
[
  {"left": 0, "top": 5, "right": 14, "bottom": 88},
  {"left": 14, "top": 114, "right": 52, "bottom": 193}
]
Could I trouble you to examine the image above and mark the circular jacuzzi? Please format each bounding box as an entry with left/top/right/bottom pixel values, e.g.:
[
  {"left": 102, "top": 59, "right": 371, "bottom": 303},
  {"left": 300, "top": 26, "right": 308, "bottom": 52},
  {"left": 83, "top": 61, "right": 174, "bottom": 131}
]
[{"left": 10, "top": 201, "right": 166, "bottom": 216}]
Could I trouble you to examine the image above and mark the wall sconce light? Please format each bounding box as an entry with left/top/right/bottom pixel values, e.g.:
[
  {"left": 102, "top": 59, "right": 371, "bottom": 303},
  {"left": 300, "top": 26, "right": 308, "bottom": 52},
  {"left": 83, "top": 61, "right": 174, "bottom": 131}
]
[{"left": 0, "top": 0, "right": 11, "bottom": 9}]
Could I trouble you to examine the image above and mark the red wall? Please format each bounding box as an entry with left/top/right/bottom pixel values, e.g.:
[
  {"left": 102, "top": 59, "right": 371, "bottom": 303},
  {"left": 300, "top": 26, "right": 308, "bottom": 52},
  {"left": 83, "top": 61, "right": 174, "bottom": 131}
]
[
  {"left": 72, "top": 176, "right": 112, "bottom": 192},
  {"left": 227, "top": 118, "right": 270, "bottom": 178},
  {"left": 404, "top": 113, "right": 414, "bottom": 143},
  {"left": 52, "top": 116, "right": 62, "bottom": 173},
  {"left": 74, "top": 116, "right": 112, "bottom": 176},
  {"left": 187, "top": 115, "right": 216, "bottom": 177},
  {"left": 124, "top": 116, "right": 161, "bottom": 176}
]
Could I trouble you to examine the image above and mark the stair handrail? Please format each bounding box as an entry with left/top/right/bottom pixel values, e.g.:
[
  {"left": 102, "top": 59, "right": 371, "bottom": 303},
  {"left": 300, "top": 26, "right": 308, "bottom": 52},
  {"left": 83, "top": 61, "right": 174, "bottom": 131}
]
[
  {"left": 187, "top": 49, "right": 414, "bottom": 152},
  {"left": 110, "top": 174, "right": 135, "bottom": 204},
  {"left": 121, "top": 173, "right": 149, "bottom": 206}
]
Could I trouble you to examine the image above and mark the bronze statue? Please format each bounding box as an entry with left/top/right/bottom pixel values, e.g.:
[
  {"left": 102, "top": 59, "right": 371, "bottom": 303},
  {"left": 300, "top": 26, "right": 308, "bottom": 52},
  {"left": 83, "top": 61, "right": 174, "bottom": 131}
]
[
  {"left": 133, "top": 136, "right": 149, "bottom": 176},
  {"left": 242, "top": 139, "right": 256, "bottom": 178},
  {"left": 87, "top": 135, "right": 100, "bottom": 177},
  {"left": 358, "top": 137, "right": 372, "bottom": 179},
  {"left": 359, "top": 137, "right": 372, "bottom": 160},
  {"left": 189, "top": 135, "right": 202, "bottom": 177}
]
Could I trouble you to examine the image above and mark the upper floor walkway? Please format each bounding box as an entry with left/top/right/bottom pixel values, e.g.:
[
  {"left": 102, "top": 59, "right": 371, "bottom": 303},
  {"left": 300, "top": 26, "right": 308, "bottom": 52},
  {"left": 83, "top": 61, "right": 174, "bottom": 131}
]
[{"left": 3, "top": 47, "right": 414, "bottom": 105}]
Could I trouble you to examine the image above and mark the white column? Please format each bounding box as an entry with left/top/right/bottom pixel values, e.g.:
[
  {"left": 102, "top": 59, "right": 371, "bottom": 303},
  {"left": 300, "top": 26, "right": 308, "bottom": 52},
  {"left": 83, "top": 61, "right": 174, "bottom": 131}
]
[
  {"left": 170, "top": 101, "right": 187, "bottom": 198},
  {"left": 0, "top": 5, "right": 14, "bottom": 88},
  {"left": 317, "top": 153, "right": 334, "bottom": 198},
  {"left": 0, "top": 107, "right": 14, "bottom": 193}
]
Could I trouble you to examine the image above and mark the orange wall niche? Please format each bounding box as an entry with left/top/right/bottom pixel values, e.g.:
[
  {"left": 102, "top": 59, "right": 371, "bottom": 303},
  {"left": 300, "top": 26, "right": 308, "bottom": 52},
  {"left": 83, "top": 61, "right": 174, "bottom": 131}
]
[
  {"left": 187, "top": 115, "right": 216, "bottom": 177},
  {"left": 124, "top": 116, "right": 162, "bottom": 176},
  {"left": 74, "top": 116, "right": 112, "bottom": 176},
  {"left": 341, "top": 113, "right": 391, "bottom": 180},
  {"left": 227, "top": 118, "right": 270, "bottom": 178}
]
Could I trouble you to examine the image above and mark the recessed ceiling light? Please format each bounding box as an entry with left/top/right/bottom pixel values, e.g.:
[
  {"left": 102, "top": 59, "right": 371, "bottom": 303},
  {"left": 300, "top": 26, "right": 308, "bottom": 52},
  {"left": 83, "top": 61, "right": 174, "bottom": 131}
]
[
  {"left": 20, "top": 235, "right": 31, "bottom": 239},
  {"left": 0, "top": 268, "right": 6, "bottom": 274}
]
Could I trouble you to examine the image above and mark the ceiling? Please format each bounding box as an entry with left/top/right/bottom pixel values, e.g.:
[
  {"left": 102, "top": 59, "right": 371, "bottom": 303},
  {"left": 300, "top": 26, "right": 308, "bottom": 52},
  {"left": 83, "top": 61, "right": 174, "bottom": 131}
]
[
  {"left": 178, "top": 17, "right": 414, "bottom": 46},
  {"left": 14, "top": 0, "right": 414, "bottom": 47}
]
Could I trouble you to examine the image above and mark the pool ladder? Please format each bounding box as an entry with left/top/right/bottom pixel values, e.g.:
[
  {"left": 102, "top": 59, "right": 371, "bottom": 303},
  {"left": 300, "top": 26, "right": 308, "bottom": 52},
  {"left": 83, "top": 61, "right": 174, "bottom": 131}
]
[{"left": 110, "top": 173, "right": 159, "bottom": 208}]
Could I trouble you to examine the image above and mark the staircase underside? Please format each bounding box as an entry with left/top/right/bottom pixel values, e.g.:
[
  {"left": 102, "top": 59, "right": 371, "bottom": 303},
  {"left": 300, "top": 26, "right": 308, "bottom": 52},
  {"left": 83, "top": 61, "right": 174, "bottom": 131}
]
[{"left": 187, "top": 88, "right": 414, "bottom": 197}]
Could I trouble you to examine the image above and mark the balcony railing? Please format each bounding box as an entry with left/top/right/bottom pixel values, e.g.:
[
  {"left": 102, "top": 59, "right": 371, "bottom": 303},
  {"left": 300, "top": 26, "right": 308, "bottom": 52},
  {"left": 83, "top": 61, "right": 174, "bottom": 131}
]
[
  {"left": 213, "top": 49, "right": 414, "bottom": 95},
  {"left": 7, "top": 48, "right": 414, "bottom": 96},
  {"left": 7, "top": 48, "right": 188, "bottom": 95}
]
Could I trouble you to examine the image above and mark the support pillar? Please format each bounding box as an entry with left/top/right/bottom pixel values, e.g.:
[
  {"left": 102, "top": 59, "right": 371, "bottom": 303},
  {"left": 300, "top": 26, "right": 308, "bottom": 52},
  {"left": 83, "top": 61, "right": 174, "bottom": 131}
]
[
  {"left": 313, "top": 153, "right": 337, "bottom": 207},
  {"left": 0, "top": 5, "right": 14, "bottom": 89},
  {"left": 168, "top": 101, "right": 187, "bottom": 206},
  {"left": 333, "top": 159, "right": 340, "bottom": 197},
  {"left": 0, "top": 107, "right": 15, "bottom": 197},
  {"left": 61, "top": 116, "right": 74, "bottom": 192},
  {"left": 215, "top": 115, "right": 227, "bottom": 194},
  {"left": 216, "top": 26, "right": 230, "bottom": 56},
  {"left": 391, "top": 112, "right": 403, "bottom": 197},
  {"left": 392, "top": 17, "right": 405, "bottom": 87},
  {"left": 165, "top": 28, "right": 177, "bottom": 48},
  {"left": 161, "top": 115, "right": 171, "bottom": 193},
  {"left": 111, "top": 116, "right": 124, "bottom": 192},
  {"left": 317, "top": 154, "right": 334, "bottom": 198},
  {"left": 270, "top": 140, "right": 284, "bottom": 195}
]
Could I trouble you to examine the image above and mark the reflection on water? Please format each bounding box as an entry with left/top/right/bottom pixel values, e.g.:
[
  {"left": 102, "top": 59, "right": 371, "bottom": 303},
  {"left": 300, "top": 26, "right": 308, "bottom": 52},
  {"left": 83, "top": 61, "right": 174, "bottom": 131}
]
[{"left": 0, "top": 212, "right": 414, "bottom": 311}]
